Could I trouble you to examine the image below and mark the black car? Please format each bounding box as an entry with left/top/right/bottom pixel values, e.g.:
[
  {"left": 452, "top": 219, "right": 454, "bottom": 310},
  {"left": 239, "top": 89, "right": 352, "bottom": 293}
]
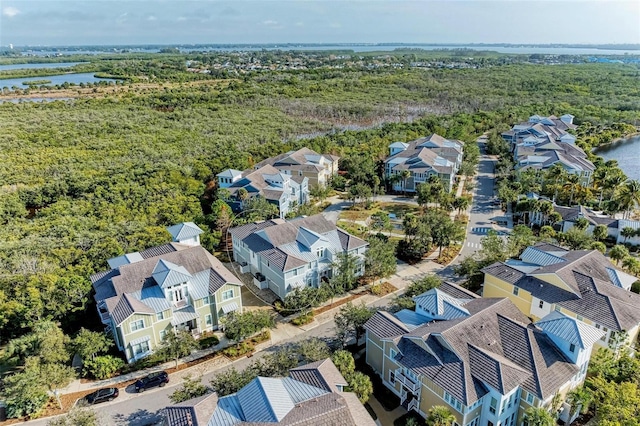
[
  {"left": 134, "top": 371, "right": 169, "bottom": 392},
  {"left": 84, "top": 387, "right": 119, "bottom": 404}
]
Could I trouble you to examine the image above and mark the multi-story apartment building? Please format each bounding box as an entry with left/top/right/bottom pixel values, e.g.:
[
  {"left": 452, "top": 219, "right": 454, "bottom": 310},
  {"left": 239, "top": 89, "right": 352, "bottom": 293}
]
[
  {"left": 252, "top": 147, "right": 340, "bottom": 187},
  {"left": 217, "top": 164, "right": 309, "bottom": 219},
  {"left": 364, "top": 282, "right": 603, "bottom": 426},
  {"left": 229, "top": 214, "right": 367, "bottom": 300},
  {"left": 91, "top": 222, "right": 243, "bottom": 363},
  {"left": 502, "top": 114, "right": 594, "bottom": 184},
  {"left": 384, "top": 134, "right": 464, "bottom": 193},
  {"left": 482, "top": 243, "right": 640, "bottom": 351}
]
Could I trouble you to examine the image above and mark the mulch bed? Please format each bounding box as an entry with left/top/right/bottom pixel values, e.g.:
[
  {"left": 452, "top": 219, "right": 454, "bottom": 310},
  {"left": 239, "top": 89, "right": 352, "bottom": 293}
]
[
  {"left": 370, "top": 282, "right": 398, "bottom": 296},
  {"left": 313, "top": 292, "right": 367, "bottom": 316}
]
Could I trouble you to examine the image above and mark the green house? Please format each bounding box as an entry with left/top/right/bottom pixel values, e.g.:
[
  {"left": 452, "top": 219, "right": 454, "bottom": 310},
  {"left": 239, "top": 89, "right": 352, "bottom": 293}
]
[{"left": 91, "top": 223, "right": 243, "bottom": 363}]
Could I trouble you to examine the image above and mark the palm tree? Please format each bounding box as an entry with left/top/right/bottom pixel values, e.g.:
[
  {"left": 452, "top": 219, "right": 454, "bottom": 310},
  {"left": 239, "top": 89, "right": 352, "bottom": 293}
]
[
  {"left": 563, "top": 173, "right": 581, "bottom": 206},
  {"left": 453, "top": 196, "right": 470, "bottom": 216},
  {"left": 615, "top": 180, "right": 640, "bottom": 219},
  {"left": 426, "top": 405, "right": 456, "bottom": 426},
  {"left": 609, "top": 244, "right": 629, "bottom": 266},
  {"left": 622, "top": 256, "right": 640, "bottom": 277},
  {"left": 545, "top": 163, "right": 568, "bottom": 203},
  {"left": 523, "top": 407, "right": 555, "bottom": 426},
  {"left": 389, "top": 173, "right": 402, "bottom": 192},
  {"left": 401, "top": 169, "right": 411, "bottom": 196},
  {"left": 620, "top": 226, "right": 636, "bottom": 243},
  {"left": 539, "top": 201, "right": 553, "bottom": 226}
]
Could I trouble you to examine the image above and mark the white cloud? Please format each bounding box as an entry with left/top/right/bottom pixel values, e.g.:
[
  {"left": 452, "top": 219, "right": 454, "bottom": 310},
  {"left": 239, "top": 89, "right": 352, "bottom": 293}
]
[
  {"left": 295, "top": 21, "right": 304, "bottom": 27},
  {"left": 262, "top": 20, "right": 279, "bottom": 26},
  {"left": 177, "top": 16, "right": 187, "bottom": 22},
  {"left": 116, "top": 12, "right": 128, "bottom": 24},
  {"left": 2, "top": 6, "right": 20, "bottom": 18},
  {"left": 329, "top": 22, "right": 342, "bottom": 28},
  {"left": 147, "top": 15, "right": 157, "bottom": 21}
]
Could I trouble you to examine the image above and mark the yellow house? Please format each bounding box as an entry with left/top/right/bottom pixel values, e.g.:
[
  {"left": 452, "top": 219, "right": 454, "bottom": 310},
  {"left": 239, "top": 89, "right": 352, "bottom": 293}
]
[
  {"left": 364, "top": 283, "right": 602, "bottom": 426},
  {"left": 482, "top": 243, "right": 640, "bottom": 352},
  {"left": 92, "top": 223, "right": 243, "bottom": 363}
]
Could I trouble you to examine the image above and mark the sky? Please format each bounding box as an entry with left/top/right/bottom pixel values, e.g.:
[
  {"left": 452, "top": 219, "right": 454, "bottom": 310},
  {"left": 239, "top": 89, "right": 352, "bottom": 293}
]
[{"left": 1, "top": 0, "right": 639, "bottom": 46}]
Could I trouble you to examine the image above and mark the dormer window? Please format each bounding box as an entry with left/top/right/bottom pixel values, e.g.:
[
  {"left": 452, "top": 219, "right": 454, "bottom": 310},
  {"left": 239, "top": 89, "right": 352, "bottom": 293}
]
[
  {"left": 569, "top": 343, "right": 576, "bottom": 353},
  {"left": 316, "top": 247, "right": 324, "bottom": 258},
  {"left": 167, "top": 283, "right": 188, "bottom": 304}
]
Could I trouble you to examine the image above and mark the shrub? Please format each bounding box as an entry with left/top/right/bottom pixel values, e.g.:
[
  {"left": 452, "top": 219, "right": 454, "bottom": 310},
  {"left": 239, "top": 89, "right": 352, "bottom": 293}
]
[
  {"left": 83, "top": 355, "right": 125, "bottom": 380},
  {"left": 198, "top": 333, "right": 220, "bottom": 350},
  {"left": 222, "top": 341, "right": 254, "bottom": 359},
  {"left": 291, "top": 311, "right": 314, "bottom": 326}
]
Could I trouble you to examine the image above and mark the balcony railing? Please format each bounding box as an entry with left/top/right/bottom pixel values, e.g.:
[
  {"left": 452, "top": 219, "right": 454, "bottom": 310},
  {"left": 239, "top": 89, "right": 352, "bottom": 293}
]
[
  {"left": 408, "top": 399, "right": 419, "bottom": 412},
  {"left": 395, "top": 368, "right": 421, "bottom": 394}
]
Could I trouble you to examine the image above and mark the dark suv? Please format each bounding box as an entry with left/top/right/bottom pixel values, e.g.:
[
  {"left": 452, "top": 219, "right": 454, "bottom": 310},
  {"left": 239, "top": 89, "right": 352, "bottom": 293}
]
[
  {"left": 84, "top": 387, "right": 119, "bottom": 404},
  {"left": 134, "top": 371, "right": 169, "bottom": 392}
]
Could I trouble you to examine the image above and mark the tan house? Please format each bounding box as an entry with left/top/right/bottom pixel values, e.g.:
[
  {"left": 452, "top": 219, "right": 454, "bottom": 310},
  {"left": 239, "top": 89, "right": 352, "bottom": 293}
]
[
  {"left": 482, "top": 243, "right": 640, "bottom": 352},
  {"left": 91, "top": 223, "right": 243, "bottom": 363},
  {"left": 364, "top": 282, "right": 603, "bottom": 426},
  {"left": 253, "top": 147, "right": 340, "bottom": 187}
]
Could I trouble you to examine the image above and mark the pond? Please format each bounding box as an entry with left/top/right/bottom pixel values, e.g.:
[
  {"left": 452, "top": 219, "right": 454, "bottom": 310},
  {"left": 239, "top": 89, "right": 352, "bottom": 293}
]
[
  {"left": 0, "top": 73, "right": 120, "bottom": 90},
  {"left": 594, "top": 135, "right": 640, "bottom": 181},
  {"left": 0, "top": 62, "right": 87, "bottom": 71}
]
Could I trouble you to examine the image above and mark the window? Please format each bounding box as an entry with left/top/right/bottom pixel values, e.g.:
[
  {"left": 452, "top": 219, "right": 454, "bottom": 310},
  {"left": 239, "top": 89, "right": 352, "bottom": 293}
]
[
  {"left": 601, "top": 327, "right": 608, "bottom": 341},
  {"left": 513, "top": 287, "right": 519, "bottom": 296},
  {"left": 222, "top": 289, "right": 234, "bottom": 300},
  {"left": 389, "top": 370, "right": 396, "bottom": 384},
  {"left": 169, "top": 285, "right": 186, "bottom": 303},
  {"left": 316, "top": 247, "right": 324, "bottom": 258},
  {"left": 159, "top": 330, "right": 166, "bottom": 341},
  {"left": 203, "top": 296, "right": 210, "bottom": 305},
  {"left": 390, "top": 349, "right": 397, "bottom": 359},
  {"left": 576, "top": 315, "right": 583, "bottom": 321},
  {"left": 130, "top": 319, "right": 144, "bottom": 332},
  {"left": 205, "top": 314, "right": 213, "bottom": 326},
  {"left": 555, "top": 305, "right": 561, "bottom": 312},
  {"left": 132, "top": 340, "right": 150, "bottom": 356},
  {"left": 156, "top": 311, "right": 164, "bottom": 321},
  {"left": 501, "top": 399, "right": 507, "bottom": 414},
  {"left": 538, "top": 300, "right": 544, "bottom": 309},
  {"left": 489, "top": 397, "right": 497, "bottom": 414},
  {"left": 526, "top": 392, "right": 534, "bottom": 404},
  {"left": 569, "top": 343, "right": 576, "bottom": 353}
]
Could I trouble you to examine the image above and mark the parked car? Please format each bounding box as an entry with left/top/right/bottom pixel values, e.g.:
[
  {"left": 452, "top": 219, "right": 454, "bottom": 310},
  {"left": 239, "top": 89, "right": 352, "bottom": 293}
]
[
  {"left": 84, "top": 387, "right": 119, "bottom": 404},
  {"left": 134, "top": 371, "right": 169, "bottom": 392}
]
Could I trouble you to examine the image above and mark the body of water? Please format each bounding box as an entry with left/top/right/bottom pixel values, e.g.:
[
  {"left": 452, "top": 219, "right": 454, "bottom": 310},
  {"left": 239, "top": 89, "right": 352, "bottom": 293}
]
[
  {"left": 594, "top": 135, "right": 640, "bottom": 181},
  {"left": 0, "top": 73, "right": 119, "bottom": 90},
  {"left": 21, "top": 44, "right": 640, "bottom": 56},
  {"left": 0, "top": 62, "right": 86, "bottom": 71}
]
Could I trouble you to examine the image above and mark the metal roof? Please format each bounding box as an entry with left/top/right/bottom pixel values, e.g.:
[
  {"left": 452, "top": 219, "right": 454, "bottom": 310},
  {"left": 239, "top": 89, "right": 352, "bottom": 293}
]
[
  {"left": 413, "top": 288, "right": 470, "bottom": 320},
  {"left": 535, "top": 311, "right": 604, "bottom": 349},
  {"left": 393, "top": 309, "right": 431, "bottom": 330},
  {"left": 167, "top": 222, "right": 204, "bottom": 242},
  {"left": 171, "top": 306, "right": 199, "bottom": 326},
  {"left": 221, "top": 302, "right": 239, "bottom": 314},
  {"left": 237, "top": 377, "right": 295, "bottom": 422},
  {"left": 152, "top": 259, "right": 193, "bottom": 289}
]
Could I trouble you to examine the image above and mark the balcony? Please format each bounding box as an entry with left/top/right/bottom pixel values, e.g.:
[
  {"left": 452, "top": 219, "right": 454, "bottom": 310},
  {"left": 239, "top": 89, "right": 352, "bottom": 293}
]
[
  {"left": 395, "top": 368, "right": 421, "bottom": 394},
  {"left": 408, "top": 399, "right": 419, "bottom": 412}
]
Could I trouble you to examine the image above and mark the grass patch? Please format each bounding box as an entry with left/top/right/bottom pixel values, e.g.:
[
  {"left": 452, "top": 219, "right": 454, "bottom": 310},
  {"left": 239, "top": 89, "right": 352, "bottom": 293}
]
[
  {"left": 291, "top": 311, "right": 314, "bottom": 326},
  {"left": 379, "top": 202, "right": 420, "bottom": 218}
]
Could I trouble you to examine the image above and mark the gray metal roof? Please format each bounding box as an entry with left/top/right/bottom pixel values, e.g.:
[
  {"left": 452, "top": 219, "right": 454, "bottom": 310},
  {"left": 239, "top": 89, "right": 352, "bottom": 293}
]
[
  {"left": 152, "top": 259, "right": 193, "bottom": 289},
  {"left": 393, "top": 309, "right": 431, "bottom": 330},
  {"left": 167, "top": 222, "right": 204, "bottom": 242},
  {"left": 412, "top": 288, "right": 470, "bottom": 320},
  {"left": 171, "top": 305, "right": 199, "bottom": 326},
  {"left": 535, "top": 311, "right": 604, "bottom": 349}
]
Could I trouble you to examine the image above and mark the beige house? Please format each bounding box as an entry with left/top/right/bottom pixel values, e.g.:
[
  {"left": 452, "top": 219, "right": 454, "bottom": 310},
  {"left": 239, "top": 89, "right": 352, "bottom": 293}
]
[
  {"left": 253, "top": 147, "right": 340, "bottom": 187},
  {"left": 91, "top": 223, "right": 243, "bottom": 363},
  {"left": 482, "top": 243, "right": 640, "bottom": 352},
  {"left": 364, "top": 282, "right": 603, "bottom": 426}
]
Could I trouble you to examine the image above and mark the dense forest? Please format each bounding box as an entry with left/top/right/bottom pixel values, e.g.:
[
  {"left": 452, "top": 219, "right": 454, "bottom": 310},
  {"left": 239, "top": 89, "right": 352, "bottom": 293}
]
[{"left": 0, "top": 52, "right": 639, "bottom": 341}]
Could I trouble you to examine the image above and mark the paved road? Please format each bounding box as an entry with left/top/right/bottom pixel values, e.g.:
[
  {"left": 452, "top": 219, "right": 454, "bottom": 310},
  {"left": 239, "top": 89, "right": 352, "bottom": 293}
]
[
  {"left": 457, "top": 137, "right": 509, "bottom": 260},
  {"left": 27, "top": 294, "right": 397, "bottom": 426},
  {"left": 29, "top": 137, "right": 501, "bottom": 426}
]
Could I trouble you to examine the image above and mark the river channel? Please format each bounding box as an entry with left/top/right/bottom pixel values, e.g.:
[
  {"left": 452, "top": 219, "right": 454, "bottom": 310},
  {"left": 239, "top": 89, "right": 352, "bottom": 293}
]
[{"left": 594, "top": 135, "right": 640, "bottom": 181}]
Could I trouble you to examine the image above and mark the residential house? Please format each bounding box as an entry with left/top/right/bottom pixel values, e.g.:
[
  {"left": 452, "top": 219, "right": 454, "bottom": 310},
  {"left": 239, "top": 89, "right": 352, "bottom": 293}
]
[
  {"left": 252, "top": 147, "right": 340, "bottom": 187},
  {"left": 502, "top": 115, "right": 594, "bottom": 184},
  {"left": 364, "top": 283, "right": 603, "bottom": 426},
  {"left": 162, "top": 358, "right": 375, "bottom": 426},
  {"left": 217, "top": 164, "right": 309, "bottom": 218},
  {"left": 91, "top": 223, "right": 243, "bottom": 363},
  {"left": 229, "top": 214, "right": 368, "bottom": 300},
  {"left": 482, "top": 243, "right": 640, "bottom": 352},
  {"left": 384, "top": 134, "right": 464, "bottom": 193},
  {"left": 538, "top": 204, "right": 640, "bottom": 246}
]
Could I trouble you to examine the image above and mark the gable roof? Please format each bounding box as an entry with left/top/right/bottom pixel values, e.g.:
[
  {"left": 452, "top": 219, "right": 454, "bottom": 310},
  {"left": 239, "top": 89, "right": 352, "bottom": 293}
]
[
  {"left": 167, "top": 222, "right": 204, "bottom": 242},
  {"left": 374, "top": 298, "right": 578, "bottom": 404},
  {"left": 535, "top": 311, "right": 604, "bottom": 349},
  {"left": 289, "top": 358, "right": 349, "bottom": 392}
]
